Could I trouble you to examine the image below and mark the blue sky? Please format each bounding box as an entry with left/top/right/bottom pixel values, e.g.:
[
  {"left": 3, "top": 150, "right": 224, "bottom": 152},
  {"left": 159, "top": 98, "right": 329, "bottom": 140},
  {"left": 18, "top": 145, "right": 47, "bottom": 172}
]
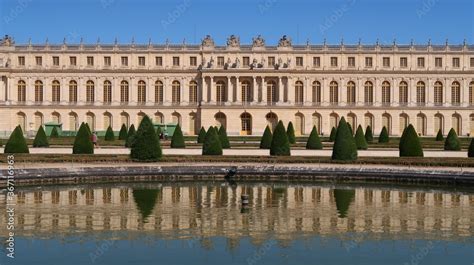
[{"left": 0, "top": 0, "right": 473, "bottom": 45}]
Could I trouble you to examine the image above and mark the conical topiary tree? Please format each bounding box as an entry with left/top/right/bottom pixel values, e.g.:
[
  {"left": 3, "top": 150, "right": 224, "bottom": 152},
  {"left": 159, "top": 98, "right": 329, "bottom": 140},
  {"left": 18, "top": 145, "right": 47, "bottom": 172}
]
[
  {"left": 270, "top": 120, "right": 291, "bottom": 156},
  {"left": 435, "top": 129, "right": 444, "bottom": 141},
  {"left": 197, "top": 127, "right": 206, "bottom": 143},
  {"left": 260, "top": 125, "right": 273, "bottom": 149},
  {"left": 73, "top": 122, "right": 94, "bottom": 154},
  {"left": 365, "top": 126, "right": 373, "bottom": 143},
  {"left": 331, "top": 117, "right": 358, "bottom": 161},
  {"left": 444, "top": 128, "right": 461, "bottom": 151},
  {"left": 306, "top": 126, "right": 323, "bottom": 150},
  {"left": 125, "top": 124, "right": 136, "bottom": 147},
  {"left": 378, "top": 126, "right": 389, "bottom": 143},
  {"left": 50, "top": 126, "right": 59, "bottom": 138},
  {"left": 286, "top": 122, "right": 296, "bottom": 144},
  {"left": 130, "top": 115, "right": 162, "bottom": 161},
  {"left": 399, "top": 124, "right": 423, "bottom": 157},
  {"left": 468, "top": 138, "right": 474, "bottom": 158},
  {"left": 329, "top": 127, "right": 337, "bottom": 142},
  {"left": 33, "top": 126, "right": 49, "bottom": 147},
  {"left": 4, "top": 126, "right": 29, "bottom": 153},
  {"left": 347, "top": 123, "right": 353, "bottom": 136},
  {"left": 202, "top": 126, "right": 222, "bottom": 155},
  {"left": 104, "top": 126, "right": 115, "bottom": 141},
  {"left": 85, "top": 123, "right": 92, "bottom": 136},
  {"left": 118, "top": 124, "right": 128, "bottom": 140},
  {"left": 170, "top": 124, "right": 185, "bottom": 148},
  {"left": 354, "top": 125, "right": 368, "bottom": 150},
  {"left": 218, "top": 126, "right": 230, "bottom": 149}
]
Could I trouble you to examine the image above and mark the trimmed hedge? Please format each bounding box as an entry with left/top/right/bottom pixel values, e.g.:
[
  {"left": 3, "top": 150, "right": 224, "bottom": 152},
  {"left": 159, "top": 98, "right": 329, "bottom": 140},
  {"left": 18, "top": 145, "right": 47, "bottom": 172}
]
[
  {"left": 4, "top": 126, "right": 29, "bottom": 153},
  {"left": 104, "top": 126, "right": 115, "bottom": 141},
  {"left": 331, "top": 117, "right": 358, "bottom": 161},
  {"left": 218, "top": 126, "right": 231, "bottom": 149},
  {"left": 365, "top": 126, "right": 373, "bottom": 143},
  {"left": 170, "top": 124, "right": 185, "bottom": 148},
  {"left": 468, "top": 138, "right": 474, "bottom": 158},
  {"left": 378, "top": 126, "right": 389, "bottom": 143},
  {"left": 130, "top": 115, "right": 162, "bottom": 161},
  {"left": 354, "top": 125, "right": 368, "bottom": 150},
  {"left": 50, "top": 126, "right": 59, "bottom": 138},
  {"left": 260, "top": 126, "right": 273, "bottom": 149},
  {"left": 399, "top": 124, "right": 423, "bottom": 157},
  {"left": 286, "top": 122, "right": 296, "bottom": 144},
  {"left": 197, "top": 127, "right": 206, "bottom": 143},
  {"left": 306, "top": 126, "right": 323, "bottom": 150},
  {"left": 329, "top": 127, "right": 337, "bottom": 142},
  {"left": 33, "top": 126, "right": 49, "bottom": 147},
  {"left": 270, "top": 120, "right": 291, "bottom": 156},
  {"left": 118, "top": 124, "right": 128, "bottom": 140},
  {"left": 202, "top": 126, "right": 223, "bottom": 155},
  {"left": 125, "top": 124, "right": 136, "bottom": 148},
  {"left": 444, "top": 128, "right": 461, "bottom": 151},
  {"left": 435, "top": 129, "right": 444, "bottom": 141},
  {"left": 73, "top": 123, "right": 94, "bottom": 154}
]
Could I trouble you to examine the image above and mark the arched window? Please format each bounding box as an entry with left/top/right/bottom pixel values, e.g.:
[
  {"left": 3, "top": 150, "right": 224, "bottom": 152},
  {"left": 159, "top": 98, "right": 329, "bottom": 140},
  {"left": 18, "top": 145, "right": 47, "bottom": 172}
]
[
  {"left": 171, "top": 112, "right": 181, "bottom": 125},
  {"left": 267, "top": 80, "right": 277, "bottom": 105},
  {"left": 35, "top": 80, "right": 43, "bottom": 103},
  {"left": 364, "top": 113, "right": 374, "bottom": 131},
  {"left": 346, "top": 81, "right": 356, "bottom": 105},
  {"left": 434, "top": 81, "right": 443, "bottom": 106},
  {"left": 295, "top": 113, "right": 305, "bottom": 135},
  {"left": 399, "top": 114, "right": 409, "bottom": 134},
  {"left": 189, "top": 81, "right": 198, "bottom": 104},
  {"left": 295, "top": 81, "right": 304, "bottom": 105},
  {"left": 103, "top": 80, "right": 112, "bottom": 104},
  {"left": 137, "top": 112, "right": 146, "bottom": 125},
  {"left": 138, "top": 80, "right": 146, "bottom": 104},
  {"left": 434, "top": 113, "right": 444, "bottom": 135},
  {"left": 154, "top": 112, "right": 164, "bottom": 124},
  {"left": 172, "top": 81, "right": 181, "bottom": 104},
  {"left": 382, "top": 113, "right": 391, "bottom": 135},
  {"left": 86, "top": 80, "right": 95, "bottom": 103},
  {"left": 364, "top": 81, "right": 374, "bottom": 105},
  {"left": 266, "top": 112, "right": 278, "bottom": 131},
  {"left": 69, "top": 112, "right": 78, "bottom": 131},
  {"left": 329, "top": 81, "right": 338, "bottom": 105},
  {"left": 470, "top": 81, "right": 474, "bottom": 106},
  {"left": 34, "top": 112, "right": 43, "bottom": 130},
  {"left": 399, "top": 81, "right": 408, "bottom": 105},
  {"left": 312, "top": 81, "right": 321, "bottom": 105},
  {"left": 416, "top": 113, "right": 427, "bottom": 136},
  {"left": 416, "top": 81, "right": 426, "bottom": 106},
  {"left": 17, "top": 80, "right": 26, "bottom": 103},
  {"left": 189, "top": 112, "right": 197, "bottom": 135},
  {"left": 215, "top": 112, "right": 227, "bottom": 129},
  {"left": 86, "top": 112, "right": 95, "bottom": 131},
  {"left": 155, "top": 80, "right": 163, "bottom": 104},
  {"left": 51, "top": 80, "right": 60, "bottom": 103},
  {"left": 451, "top": 81, "right": 461, "bottom": 106},
  {"left": 103, "top": 112, "right": 112, "bottom": 129},
  {"left": 382, "top": 81, "right": 390, "bottom": 105},
  {"left": 452, "top": 114, "right": 462, "bottom": 135},
  {"left": 330, "top": 113, "right": 339, "bottom": 129},
  {"left": 69, "top": 80, "right": 77, "bottom": 103},
  {"left": 17, "top": 112, "right": 26, "bottom": 132},
  {"left": 347, "top": 113, "right": 356, "bottom": 133},
  {"left": 312, "top": 113, "right": 322, "bottom": 134},
  {"left": 120, "top": 81, "right": 129, "bottom": 103},
  {"left": 241, "top": 81, "right": 251, "bottom": 104},
  {"left": 121, "top": 112, "right": 130, "bottom": 128},
  {"left": 240, "top": 113, "right": 252, "bottom": 135}
]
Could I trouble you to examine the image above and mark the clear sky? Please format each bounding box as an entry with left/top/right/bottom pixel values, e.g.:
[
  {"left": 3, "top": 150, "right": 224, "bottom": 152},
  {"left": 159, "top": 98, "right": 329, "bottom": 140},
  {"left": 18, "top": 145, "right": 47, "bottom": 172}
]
[{"left": 0, "top": 0, "right": 473, "bottom": 45}]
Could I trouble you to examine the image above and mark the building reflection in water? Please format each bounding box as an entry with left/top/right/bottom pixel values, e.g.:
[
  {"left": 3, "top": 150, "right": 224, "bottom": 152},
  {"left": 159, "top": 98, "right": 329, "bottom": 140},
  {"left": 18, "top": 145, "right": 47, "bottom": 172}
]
[{"left": 1, "top": 182, "right": 473, "bottom": 249}]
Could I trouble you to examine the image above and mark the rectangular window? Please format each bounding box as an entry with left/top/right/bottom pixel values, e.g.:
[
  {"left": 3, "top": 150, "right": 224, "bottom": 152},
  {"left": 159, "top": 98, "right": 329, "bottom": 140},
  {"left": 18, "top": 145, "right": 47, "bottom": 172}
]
[
  {"left": 383, "top": 57, "right": 390, "bottom": 67},
  {"left": 190, "top": 56, "right": 197, "bottom": 66},
  {"left": 417, "top": 57, "right": 425, "bottom": 68},
  {"left": 104, "top": 56, "right": 111, "bottom": 66},
  {"left": 296, "top": 57, "right": 303, "bottom": 67},
  {"left": 70, "top": 56, "right": 77, "bottom": 66},
  {"left": 313, "top": 57, "right": 320, "bottom": 67},
  {"left": 452, "top": 57, "right": 460, "bottom": 68},
  {"left": 138, "top": 56, "right": 145, "bottom": 66},
  {"left": 243, "top": 57, "right": 250, "bottom": 67},
  {"left": 217, "top": 56, "right": 225, "bottom": 67},
  {"left": 121, "top": 56, "right": 128, "bottom": 66},
  {"left": 18, "top": 56, "right": 25, "bottom": 66},
  {"left": 435, "top": 57, "right": 443, "bottom": 68},
  {"left": 330, "top": 57, "right": 338, "bottom": 67},
  {"left": 155, "top": 56, "right": 163, "bottom": 66},
  {"left": 172, "top": 56, "right": 180, "bottom": 66},
  {"left": 52, "top": 56, "right": 59, "bottom": 66},
  {"left": 35, "top": 56, "right": 42, "bottom": 66},
  {"left": 347, "top": 57, "right": 355, "bottom": 67},
  {"left": 87, "top": 56, "right": 94, "bottom": 66},
  {"left": 365, "top": 57, "right": 373, "bottom": 67},
  {"left": 400, "top": 57, "right": 408, "bottom": 68},
  {"left": 471, "top": 57, "right": 474, "bottom": 67},
  {"left": 268, "top": 56, "right": 275, "bottom": 67}
]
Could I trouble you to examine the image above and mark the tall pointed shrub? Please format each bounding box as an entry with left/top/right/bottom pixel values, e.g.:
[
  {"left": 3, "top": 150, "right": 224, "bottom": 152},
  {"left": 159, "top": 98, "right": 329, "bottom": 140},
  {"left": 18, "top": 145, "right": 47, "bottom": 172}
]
[
  {"left": 125, "top": 124, "right": 136, "bottom": 147},
  {"left": 286, "top": 122, "right": 296, "bottom": 144},
  {"left": 130, "top": 115, "right": 162, "bottom": 161},
  {"left": 104, "top": 126, "right": 115, "bottom": 141},
  {"left": 118, "top": 124, "right": 128, "bottom": 140},
  {"left": 331, "top": 117, "right": 357, "bottom": 161},
  {"left": 435, "top": 129, "right": 443, "bottom": 141},
  {"left": 50, "top": 126, "right": 59, "bottom": 138},
  {"left": 73, "top": 123, "right": 94, "bottom": 154},
  {"left": 306, "top": 126, "right": 323, "bottom": 150},
  {"left": 365, "top": 126, "right": 373, "bottom": 143},
  {"left": 399, "top": 124, "right": 423, "bottom": 157},
  {"left": 197, "top": 127, "right": 206, "bottom": 143},
  {"left": 270, "top": 120, "right": 291, "bottom": 156},
  {"left": 33, "top": 126, "right": 49, "bottom": 147},
  {"left": 329, "top": 127, "right": 337, "bottom": 142},
  {"left": 378, "top": 126, "right": 389, "bottom": 143},
  {"left": 218, "top": 126, "right": 230, "bottom": 149},
  {"left": 170, "top": 124, "right": 185, "bottom": 148},
  {"left": 260, "top": 126, "right": 273, "bottom": 149},
  {"left": 4, "top": 126, "right": 29, "bottom": 153},
  {"left": 444, "top": 128, "right": 461, "bottom": 151},
  {"left": 354, "top": 125, "right": 368, "bottom": 150},
  {"left": 202, "top": 126, "right": 222, "bottom": 155}
]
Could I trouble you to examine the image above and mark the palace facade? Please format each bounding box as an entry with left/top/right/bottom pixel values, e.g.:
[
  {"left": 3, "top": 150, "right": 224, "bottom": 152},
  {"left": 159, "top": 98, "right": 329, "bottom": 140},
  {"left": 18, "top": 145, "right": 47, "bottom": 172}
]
[{"left": 0, "top": 34, "right": 474, "bottom": 136}]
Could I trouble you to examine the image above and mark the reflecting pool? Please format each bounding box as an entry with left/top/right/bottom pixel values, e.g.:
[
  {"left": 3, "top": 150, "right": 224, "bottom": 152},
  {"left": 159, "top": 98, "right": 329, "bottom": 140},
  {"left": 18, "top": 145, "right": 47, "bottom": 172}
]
[{"left": 1, "top": 181, "right": 473, "bottom": 264}]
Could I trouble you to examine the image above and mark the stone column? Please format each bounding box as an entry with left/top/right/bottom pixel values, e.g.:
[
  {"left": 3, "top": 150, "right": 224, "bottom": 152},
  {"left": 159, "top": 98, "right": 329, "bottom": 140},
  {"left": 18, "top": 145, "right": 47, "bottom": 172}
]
[
  {"left": 164, "top": 77, "right": 171, "bottom": 105},
  {"left": 236, "top": 76, "right": 242, "bottom": 103},
  {"left": 147, "top": 77, "right": 153, "bottom": 105},
  {"left": 78, "top": 78, "right": 86, "bottom": 104},
  {"left": 226, "top": 76, "right": 230, "bottom": 103},
  {"left": 340, "top": 78, "right": 346, "bottom": 106},
  {"left": 322, "top": 78, "right": 328, "bottom": 105},
  {"left": 96, "top": 77, "right": 103, "bottom": 104},
  {"left": 181, "top": 76, "right": 188, "bottom": 105},
  {"left": 210, "top": 76, "right": 215, "bottom": 104},
  {"left": 262, "top": 77, "right": 268, "bottom": 104},
  {"left": 427, "top": 77, "right": 434, "bottom": 106},
  {"left": 462, "top": 78, "right": 469, "bottom": 107},
  {"left": 409, "top": 78, "right": 416, "bottom": 106},
  {"left": 374, "top": 78, "right": 381, "bottom": 106},
  {"left": 356, "top": 77, "right": 363, "bottom": 106},
  {"left": 252, "top": 76, "right": 258, "bottom": 103},
  {"left": 60, "top": 77, "right": 68, "bottom": 104},
  {"left": 392, "top": 77, "right": 398, "bottom": 106},
  {"left": 130, "top": 77, "right": 137, "bottom": 105},
  {"left": 112, "top": 77, "right": 119, "bottom": 105},
  {"left": 278, "top": 76, "right": 284, "bottom": 103},
  {"left": 288, "top": 77, "right": 295, "bottom": 105},
  {"left": 445, "top": 77, "right": 451, "bottom": 107},
  {"left": 304, "top": 77, "right": 310, "bottom": 105}
]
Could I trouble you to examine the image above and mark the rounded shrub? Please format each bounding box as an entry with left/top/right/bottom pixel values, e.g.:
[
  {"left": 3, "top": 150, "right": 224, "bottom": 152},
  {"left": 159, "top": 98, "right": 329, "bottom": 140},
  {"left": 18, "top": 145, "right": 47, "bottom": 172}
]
[
  {"left": 50, "top": 126, "right": 59, "bottom": 138},
  {"left": 130, "top": 115, "right": 162, "bottom": 161},
  {"left": 468, "top": 138, "right": 474, "bottom": 157},
  {"left": 286, "top": 122, "right": 296, "bottom": 144},
  {"left": 399, "top": 124, "right": 423, "bottom": 157},
  {"left": 329, "top": 127, "right": 337, "bottom": 142},
  {"left": 202, "top": 126, "right": 223, "bottom": 155},
  {"left": 218, "top": 126, "right": 231, "bottom": 149},
  {"left": 435, "top": 129, "right": 444, "bottom": 141},
  {"left": 270, "top": 120, "right": 291, "bottom": 156},
  {"left": 170, "top": 124, "right": 185, "bottom": 148},
  {"left": 104, "top": 126, "right": 115, "bottom": 141},
  {"left": 118, "top": 124, "right": 128, "bottom": 140},
  {"left": 444, "top": 128, "right": 461, "bottom": 151},
  {"left": 378, "top": 126, "right": 389, "bottom": 143},
  {"left": 331, "top": 117, "right": 358, "bottom": 161},
  {"left": 33, "top": 126, "right": 49, "bottom": 147},
  {"left": 73, "top": 122, "right": 94, "bottom": 154},
  {"left": 125, "top": 124, "right": 136, "bottom": 148},
  {"left": 306, "top": 126, "right": 323, "bottom": 150},
  {"left": 365, "top": 126, "right": 373, "bottom": 143},
  {"left": 197, "top": 127, "right": 206, "bottom": 143},
  {"left": 260, "top": 126, "right": 273, "bottom": 149},
  {"left": 4, "top": 126, "right": 29, "bottom": 154},
  {"left": 354, "top": 125, "right": 368, "bottom": 150}
]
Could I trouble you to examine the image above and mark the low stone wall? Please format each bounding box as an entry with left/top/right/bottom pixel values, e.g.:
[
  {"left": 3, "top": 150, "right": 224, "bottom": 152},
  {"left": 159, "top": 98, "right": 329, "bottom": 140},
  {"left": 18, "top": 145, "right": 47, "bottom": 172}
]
[{"left": 1, "top": 165, "right": 474, "bottom": 187}]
